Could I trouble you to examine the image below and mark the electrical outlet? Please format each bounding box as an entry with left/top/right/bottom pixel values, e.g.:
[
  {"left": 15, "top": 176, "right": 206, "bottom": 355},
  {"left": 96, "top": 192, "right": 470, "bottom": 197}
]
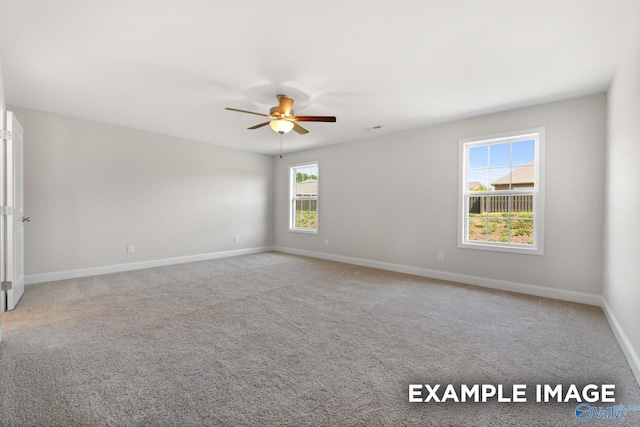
[
  {"left": 235, "top": 236, "right": 240, "bottom": 243},
  {"left": 127, "top": 245, "right": 135, "bottom": 254},
  {"left": 325, "top": 239, "right": 329, "bottom": 246},
  {"left": 438, "top": 252, "right": 445, "bottom": 261}
]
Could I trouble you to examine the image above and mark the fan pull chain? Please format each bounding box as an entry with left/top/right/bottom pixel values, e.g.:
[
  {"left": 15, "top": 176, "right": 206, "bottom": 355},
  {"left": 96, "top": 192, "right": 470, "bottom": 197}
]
[{"left": 279, "top": 131, "right": 283, "bottom": 159}]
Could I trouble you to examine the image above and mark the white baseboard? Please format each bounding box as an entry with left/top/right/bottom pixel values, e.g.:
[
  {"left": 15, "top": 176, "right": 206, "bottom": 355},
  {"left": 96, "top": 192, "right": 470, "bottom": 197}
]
[
  {"left": 25, "top": 246, "right": 274, "bottom": 285},
  {"left": 273, "top": 246, "right": 602, "bottom": 306},
  {"left": 600, "top": 298, "right": 640, "bottom": 387}
]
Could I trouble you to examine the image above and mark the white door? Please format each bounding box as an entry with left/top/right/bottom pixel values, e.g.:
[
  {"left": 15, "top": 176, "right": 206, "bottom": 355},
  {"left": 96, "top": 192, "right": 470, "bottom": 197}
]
[{"left": 6, "top": 111, "right": 25, "bottom": 310}]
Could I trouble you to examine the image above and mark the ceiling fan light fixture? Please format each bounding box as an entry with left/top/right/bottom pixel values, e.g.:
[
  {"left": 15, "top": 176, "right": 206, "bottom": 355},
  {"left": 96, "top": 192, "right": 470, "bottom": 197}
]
[
  {"left": 270, "top": 119, "right": 294, "bottom": 134},
  {"left": 225, "top": 95, "right": 335, "bottom": 135}
]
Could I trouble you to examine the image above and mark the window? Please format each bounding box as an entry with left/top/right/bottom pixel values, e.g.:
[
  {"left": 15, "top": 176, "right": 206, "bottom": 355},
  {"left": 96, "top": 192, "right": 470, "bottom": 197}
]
[
  {"left": 289, "top": 162, "right": 319, "bottom": 233},
  {"left": 458, "top": 128, "right": 545, "bottom": 255}
]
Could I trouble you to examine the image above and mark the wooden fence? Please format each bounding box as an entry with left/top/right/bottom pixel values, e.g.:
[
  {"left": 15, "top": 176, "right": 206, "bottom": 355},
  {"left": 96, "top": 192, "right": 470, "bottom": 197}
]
[
  {"left": 295, "top": 199, "right": 317, "bottom": 211},
  {"left": 469, "top": 195, "right": 533, "bottom": 214}
]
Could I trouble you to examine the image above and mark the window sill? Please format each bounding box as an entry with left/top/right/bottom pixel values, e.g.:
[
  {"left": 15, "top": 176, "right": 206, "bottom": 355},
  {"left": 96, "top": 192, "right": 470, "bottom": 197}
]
[
  {"left": 288, "top": 228, "right": 319, "bottom": 235},
  {"left": 459, "top": 241, "right": 543, "bottom": 256}
]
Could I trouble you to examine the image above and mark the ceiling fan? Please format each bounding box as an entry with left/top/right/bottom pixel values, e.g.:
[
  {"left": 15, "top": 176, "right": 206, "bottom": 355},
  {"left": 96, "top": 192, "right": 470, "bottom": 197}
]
[{"left": 225, "top": 94, "right": 336, "bottom": 135}]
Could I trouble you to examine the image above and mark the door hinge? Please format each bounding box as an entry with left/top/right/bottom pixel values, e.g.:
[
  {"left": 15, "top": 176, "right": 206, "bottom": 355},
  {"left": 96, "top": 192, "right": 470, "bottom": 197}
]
[
  {"left": 0, "top": 130, "right": 11, "bottom": 140},
  {"left": 1, "top": 281, "right": 12, "bottom": 291},
  {"left": 0, "top": 206, "right": 12, "bottom": 216}
]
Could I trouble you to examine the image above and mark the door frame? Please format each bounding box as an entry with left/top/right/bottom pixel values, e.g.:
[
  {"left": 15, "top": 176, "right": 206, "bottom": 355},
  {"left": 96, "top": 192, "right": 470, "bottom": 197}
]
[{"left": 0, "top": 77, "right": 5, "bottom": 340}]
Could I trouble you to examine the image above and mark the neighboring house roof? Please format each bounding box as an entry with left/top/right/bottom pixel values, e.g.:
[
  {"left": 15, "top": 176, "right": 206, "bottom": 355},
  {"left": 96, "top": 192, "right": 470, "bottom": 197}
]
[
  {"left": 468, "top": 181, "right": 484, "bottom": 190},
  {"left": 491, "top": 160, "right": 535, "bottom": 186},
  {"left": 296, "top": 179, "right": 317, "bottom": 196}
]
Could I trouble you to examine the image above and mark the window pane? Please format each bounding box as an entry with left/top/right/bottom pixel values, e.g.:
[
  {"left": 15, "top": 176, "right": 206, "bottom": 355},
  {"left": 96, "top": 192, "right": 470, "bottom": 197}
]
[
  {"left": 488, "top": 219, "right": 509, "bottom": 243},
  {"left": 489, "top": 167, "right": 511, "bottom": 190},
  {"left": 295, "top": 179, "right": 317, "bottom": 196},
  {"left": 295, "top": 166, "right": 318, "bottom": 188},
  {"left": 469, "top": 145, "right": 488, "bottom": 168},
  {"left": 489, "top": 143, "right": 510, "bottom": 168},
  {"left": 487, "top": 195, "right": 510, "bottom": 215},
  {"left": 468, "top": 195, "right": 487, "bottom": 215},
  {"left": 511, "top": 202, "right": 534, "bottom": 244},
  {"left": 468, "top": 169, "right": 489, "bottom": 191},
  {"left": 295, "top": 199, "right": 317, "bottom": 229},
  {"left": 511, "top": 162, "right": 535, "bottom": 189},
  {"left": 295, "top": 166, "right": 318, "bottom": 179},
  {"left": 468, "top": 218, "right": 487, "bottom": 241},
  {"left": 510, "top": 217, "right": 534, "bottom": 245},
  {"left": 512, "top": 139, "right": 535, "bottom": 166},
  {"left": 511, "top": 195, "right": 534, "bottom": 213}
]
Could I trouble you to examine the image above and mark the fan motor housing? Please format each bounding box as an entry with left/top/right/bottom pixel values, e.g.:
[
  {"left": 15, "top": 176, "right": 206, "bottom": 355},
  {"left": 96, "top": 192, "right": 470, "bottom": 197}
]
[{"left": 269, "top": 106, "right": 293, "bottom": 117}]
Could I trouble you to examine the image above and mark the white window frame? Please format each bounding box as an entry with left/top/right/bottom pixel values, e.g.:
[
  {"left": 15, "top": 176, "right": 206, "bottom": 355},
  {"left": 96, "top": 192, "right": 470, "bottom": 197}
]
[
  {"left": 458, "top": 128, "right": 545, "bottom": 255},
  {"left": 289, "top": 161, "right": 319, "bottom": 234}
]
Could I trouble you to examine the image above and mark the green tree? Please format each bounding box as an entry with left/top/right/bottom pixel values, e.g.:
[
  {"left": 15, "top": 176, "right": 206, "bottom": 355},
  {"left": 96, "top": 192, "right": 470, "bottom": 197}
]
[
  {"left": 296, "top": 172, "right": 318, "bottom": 182},
  {"left": 470, "top": 184, "right": 489, "bottom": 191}
]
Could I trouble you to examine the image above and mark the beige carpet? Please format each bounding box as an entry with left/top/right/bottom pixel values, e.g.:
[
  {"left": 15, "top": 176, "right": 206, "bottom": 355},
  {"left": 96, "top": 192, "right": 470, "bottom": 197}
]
[{"left": 1, "top": 252, "right": 638, "bottom": 426}]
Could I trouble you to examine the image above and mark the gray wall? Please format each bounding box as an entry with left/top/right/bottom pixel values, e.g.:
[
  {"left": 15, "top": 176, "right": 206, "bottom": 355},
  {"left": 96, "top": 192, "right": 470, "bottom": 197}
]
[
  {"left": 0, "top": 63, "right": 5, "bottom": 338},
  {"left": 604, "top": 40, "right": 640, "bottom": 366},
  {"left": 10, "top": 106, "right": 274, "bottom": 276},
  {"left": 274, "top": 94, "right": 606, "bottom": 294}
]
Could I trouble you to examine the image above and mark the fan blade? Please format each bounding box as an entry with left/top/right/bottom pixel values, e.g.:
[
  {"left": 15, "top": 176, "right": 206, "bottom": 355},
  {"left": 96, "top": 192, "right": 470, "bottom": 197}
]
[
  {"left": 293, "top": 122, "right": 309, "bottom": 135},
  {"left": 278, "top": 96, "right": 294, "bottom": 115},
  {"left": 294, "top": 116, "right": 337, "bottom": 122},
  {"left": 225, "top": 107, "right": 270, "bottom": 117},
  {"left": 248, "top": 121, "right": 271, "bottom": 130}
]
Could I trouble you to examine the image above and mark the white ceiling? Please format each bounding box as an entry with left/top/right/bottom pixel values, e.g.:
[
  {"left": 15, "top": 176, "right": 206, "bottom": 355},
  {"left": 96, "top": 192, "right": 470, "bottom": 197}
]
[{"left": 1, "top": 0, "right": 639, "bottom": 155}]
